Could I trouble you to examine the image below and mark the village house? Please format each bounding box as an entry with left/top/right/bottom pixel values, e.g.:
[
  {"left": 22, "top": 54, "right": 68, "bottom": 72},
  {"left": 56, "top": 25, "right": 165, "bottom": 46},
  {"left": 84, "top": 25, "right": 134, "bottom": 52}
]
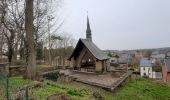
[
  {"left": 166, "top": 51, "right": 170, "bottom": 57},
  {"left": 140, "top": 58, "right": 162, "bottom": 79},
  {"left": 68, "top": 16, "right": 109, "bottom": 72},
  {"left": 150, "top": 51, "right": 165, "bottom": 60},
  {"left": 162, "top": 58, "right": 170, "bottom": 84},
  {"left": 134, "top": 51, "right": 144, "bottom": 59},
  {"left": 140, "top": 58, "right": 153, "bottom": 78}
]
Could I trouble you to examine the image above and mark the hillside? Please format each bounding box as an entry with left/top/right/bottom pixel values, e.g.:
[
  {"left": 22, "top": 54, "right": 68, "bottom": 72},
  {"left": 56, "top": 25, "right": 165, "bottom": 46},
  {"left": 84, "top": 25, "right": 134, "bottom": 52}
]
[
  {"left": 111, "top": 78, "right": 170, "bottom": 100},
  {"left": 1, "top": 76, "right": 170, "bottom": 100}
]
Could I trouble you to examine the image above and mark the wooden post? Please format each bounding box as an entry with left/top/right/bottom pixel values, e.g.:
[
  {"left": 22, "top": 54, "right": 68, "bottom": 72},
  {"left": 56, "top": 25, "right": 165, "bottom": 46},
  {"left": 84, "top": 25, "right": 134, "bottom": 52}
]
[
  {"left": 25, "top": 86, "right": 28, "bottom": 100},
  {"left": 6, "top": 73, "right": 9, "bottom": 100}
]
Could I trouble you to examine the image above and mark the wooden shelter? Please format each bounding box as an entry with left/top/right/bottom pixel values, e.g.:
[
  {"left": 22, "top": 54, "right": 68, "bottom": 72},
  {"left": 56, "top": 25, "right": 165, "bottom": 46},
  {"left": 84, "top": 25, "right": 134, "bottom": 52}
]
[{"left": 68, "top": 16, "right": 109, "bottom": 72}]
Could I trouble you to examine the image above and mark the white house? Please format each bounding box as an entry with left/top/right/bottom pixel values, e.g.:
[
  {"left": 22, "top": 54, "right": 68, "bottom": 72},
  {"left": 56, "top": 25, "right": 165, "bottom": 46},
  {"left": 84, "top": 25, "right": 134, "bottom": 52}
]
[
  {"left": 140, "top": 58, "right": 153, "bottom": 78},
  {"left": 140, "top": 58, "right": 162, "bottom": 79}
]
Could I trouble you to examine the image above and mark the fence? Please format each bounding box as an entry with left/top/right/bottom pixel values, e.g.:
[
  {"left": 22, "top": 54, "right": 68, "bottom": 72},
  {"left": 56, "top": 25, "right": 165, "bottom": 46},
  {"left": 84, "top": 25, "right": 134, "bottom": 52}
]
[
  {"left": 0, "top": 68, "right": 28, "bottom": 100},
  {"left": 0, "top": 71, "right": 9, "bottom": 100}
]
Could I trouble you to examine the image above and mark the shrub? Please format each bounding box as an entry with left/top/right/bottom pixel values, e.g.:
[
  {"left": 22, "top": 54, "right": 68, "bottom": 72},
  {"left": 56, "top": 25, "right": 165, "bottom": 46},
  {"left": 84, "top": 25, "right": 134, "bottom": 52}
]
[
  {"left": 93, "top": 92, "right": 103, "bottom": 100},
  {"left": 43, "top": 71, "right": 60, "bottom": 81},
  {"left": 67, "top": 89, "right": 89, "bottom": 97},
  {"left": 143, "top": 75, "right": 149, "bottom": 78}
]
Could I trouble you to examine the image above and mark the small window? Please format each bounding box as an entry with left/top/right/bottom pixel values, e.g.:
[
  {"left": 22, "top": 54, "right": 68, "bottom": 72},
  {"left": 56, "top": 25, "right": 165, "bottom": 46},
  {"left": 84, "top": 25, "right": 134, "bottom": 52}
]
[
  {"left": 111, "top": 60, "right": 115, "bottom": 62},
  {"left": 144, "top": 73, "right": 146, "bottom": 76},
  {"left": 143, "top": 67, "right": 145, "bottom": 70},
  {"left": 148, "top": 68, "right": 150, "bottom": 71}
]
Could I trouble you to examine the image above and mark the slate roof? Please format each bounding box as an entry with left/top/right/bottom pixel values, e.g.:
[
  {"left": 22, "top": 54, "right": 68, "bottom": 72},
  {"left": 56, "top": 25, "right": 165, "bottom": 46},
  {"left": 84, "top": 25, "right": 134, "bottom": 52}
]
[
  {"left": 140, "top": 58, "right": 152, "bottom": 67},
  {"left": 164, "top": 58, "right": 170, "bottom": 72},
  {"left": 68, "top": 39, "right": 109, "bottom": 60}
]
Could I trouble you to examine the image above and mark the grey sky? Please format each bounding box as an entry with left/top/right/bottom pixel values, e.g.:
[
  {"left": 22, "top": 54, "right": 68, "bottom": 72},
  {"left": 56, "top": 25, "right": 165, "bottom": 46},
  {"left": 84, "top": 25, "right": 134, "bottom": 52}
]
[{"left": 60, "top": 0, "right": 170, "bottom": 50}]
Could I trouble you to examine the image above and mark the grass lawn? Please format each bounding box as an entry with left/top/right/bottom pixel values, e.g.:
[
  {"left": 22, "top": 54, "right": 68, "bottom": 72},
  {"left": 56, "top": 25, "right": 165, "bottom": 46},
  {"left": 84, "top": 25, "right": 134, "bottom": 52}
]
[
  {"left": 0, "top": 76, "right": 33, "bottom": 99},
  {"left": 1, "top": 76, "right": 170, "bottom": 100},
  {"left": 32, "top": 80, "right": 113, "bottom": 100},
  {"left": 112, "top": 78, "right": 170, "bottom": 100}
]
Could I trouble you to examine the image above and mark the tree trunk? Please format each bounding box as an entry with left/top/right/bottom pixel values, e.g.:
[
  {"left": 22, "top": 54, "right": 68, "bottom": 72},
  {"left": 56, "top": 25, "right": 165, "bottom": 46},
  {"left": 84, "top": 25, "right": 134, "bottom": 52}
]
[
  {"left": 0, "top": 30, "right": 4, "bottom": 62},
  {"left": 13, "top": 42, "right": 18, "bottom": 61},
  {"left": 25, "top": 0, "right": 36, "bottom": 80},
  {"left": 8, "top": 44, "right": 13, "bottom": 63}
]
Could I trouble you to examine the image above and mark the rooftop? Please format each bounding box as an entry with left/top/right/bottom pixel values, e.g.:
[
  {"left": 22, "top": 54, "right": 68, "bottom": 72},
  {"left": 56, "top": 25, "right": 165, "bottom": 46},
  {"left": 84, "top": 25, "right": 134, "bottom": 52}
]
[
  {"left": 164, "top": 58, "right": 170, "bottom": 72},
  {"left": 68, "top": 39, "right": 109, "bottom": 60},
  {"left": 140, "top": 58, "right": 152, "bottom": 67}
]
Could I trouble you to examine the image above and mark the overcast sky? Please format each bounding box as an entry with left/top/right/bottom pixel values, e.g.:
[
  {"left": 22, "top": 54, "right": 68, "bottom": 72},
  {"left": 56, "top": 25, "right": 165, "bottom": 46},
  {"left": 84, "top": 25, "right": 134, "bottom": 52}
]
[{"left": 59, "top": 0, "right": 170, "bottom": 50}]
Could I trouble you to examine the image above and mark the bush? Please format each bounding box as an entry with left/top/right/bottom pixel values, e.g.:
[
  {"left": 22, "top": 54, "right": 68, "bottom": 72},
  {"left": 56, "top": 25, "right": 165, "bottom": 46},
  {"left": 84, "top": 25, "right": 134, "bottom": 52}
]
[
  {"left": 43, "top": 71, "right": 60, "bottom": 81},
  {"left": 93, "top": 92, "right": 103, "bottom": 100},
  {"left": 47, "top": 93, "right": 71, "bottom": 100},
  {"left": 143, "top": 75, "right": 149, "bottom": 78},
  {"left": 67, "top": 89, "right": 89, "bottom": 97},
  {"left": 96, "top": 71, "right": 102, "bottom": 74}
]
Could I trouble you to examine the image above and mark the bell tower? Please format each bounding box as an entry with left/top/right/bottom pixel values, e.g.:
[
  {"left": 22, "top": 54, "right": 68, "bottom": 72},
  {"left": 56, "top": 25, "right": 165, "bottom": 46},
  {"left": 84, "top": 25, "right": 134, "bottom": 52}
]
[{"left": 86, "top": 16, "right": 92, "bottom": 41}]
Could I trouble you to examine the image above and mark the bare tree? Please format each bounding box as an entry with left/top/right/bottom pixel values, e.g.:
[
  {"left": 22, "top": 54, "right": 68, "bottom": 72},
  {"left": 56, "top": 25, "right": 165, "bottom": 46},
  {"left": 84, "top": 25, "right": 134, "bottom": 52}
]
[
  {"left": 1, "top": 0, "right": 25, "bottom": 63},
  {"left": 53, "top": 33, "right": 75, "bottom": 68},
  {"left": 1, "top": 0, "right": 64, "bottom": 68}
]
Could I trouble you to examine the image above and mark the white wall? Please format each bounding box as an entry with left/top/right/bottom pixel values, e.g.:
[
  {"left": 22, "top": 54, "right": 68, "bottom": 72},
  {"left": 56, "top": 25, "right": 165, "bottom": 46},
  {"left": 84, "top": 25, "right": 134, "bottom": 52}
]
[
  {"left": 152, "top": 72, "right": 162, "bottom": 79},
  {"left": 140, "top": 67, "right": 153, "bottom": 78},
  {"left": 140, "top": 67, "right": 162, "bottom": 79}
]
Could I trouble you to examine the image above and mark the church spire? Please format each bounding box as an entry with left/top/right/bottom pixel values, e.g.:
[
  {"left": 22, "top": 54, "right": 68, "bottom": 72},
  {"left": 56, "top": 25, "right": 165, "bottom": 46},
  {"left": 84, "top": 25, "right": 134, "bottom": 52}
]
[{"left": 86, "top": 15, "right": 92, "bottom": 41}]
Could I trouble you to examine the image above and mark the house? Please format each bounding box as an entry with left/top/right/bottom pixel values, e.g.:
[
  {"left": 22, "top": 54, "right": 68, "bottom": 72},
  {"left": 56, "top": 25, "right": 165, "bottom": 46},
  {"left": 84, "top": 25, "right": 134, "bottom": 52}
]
[
  {"left": 162, "top": 58, "right": 170, "bottom": 83},
  {"left": 68, "top": 16, "right": 109, "bottom": 72},
  {"left": 134, "top": 51, "right": 144, "bottom": 59},
  {"left": 140, "top": 58, "right": 162, "bottom": 79},
  {"left": 140, "top": 58, "right": 153, "bottom": 78},
  {"left": 119, "top": 53, "right": 132, "bottom": 64},
  {"left": 166, "top": 51, "right": 170, "bottom": 57},
  {"left": 151, "top": 51, "right": 165, "bottom": 60}
]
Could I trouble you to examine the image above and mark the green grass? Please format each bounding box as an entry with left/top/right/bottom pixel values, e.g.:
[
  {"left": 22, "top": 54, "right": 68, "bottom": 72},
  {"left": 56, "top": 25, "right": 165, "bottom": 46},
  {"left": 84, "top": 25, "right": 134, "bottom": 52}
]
[
  {"left": 0, "top": 76, "right": 33, "bottom": 99},
  {"left": 8, "top": 76, "right": 33, "bottom": 92},
  {"left": 112, "top": 78, "right": 170, "bottom": 100},
  {"left": 1, "top": 76, "right": 170, "bottom": 100},
  {"left": 32, "top": 81, "right": 95, "bottom": 100}
]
